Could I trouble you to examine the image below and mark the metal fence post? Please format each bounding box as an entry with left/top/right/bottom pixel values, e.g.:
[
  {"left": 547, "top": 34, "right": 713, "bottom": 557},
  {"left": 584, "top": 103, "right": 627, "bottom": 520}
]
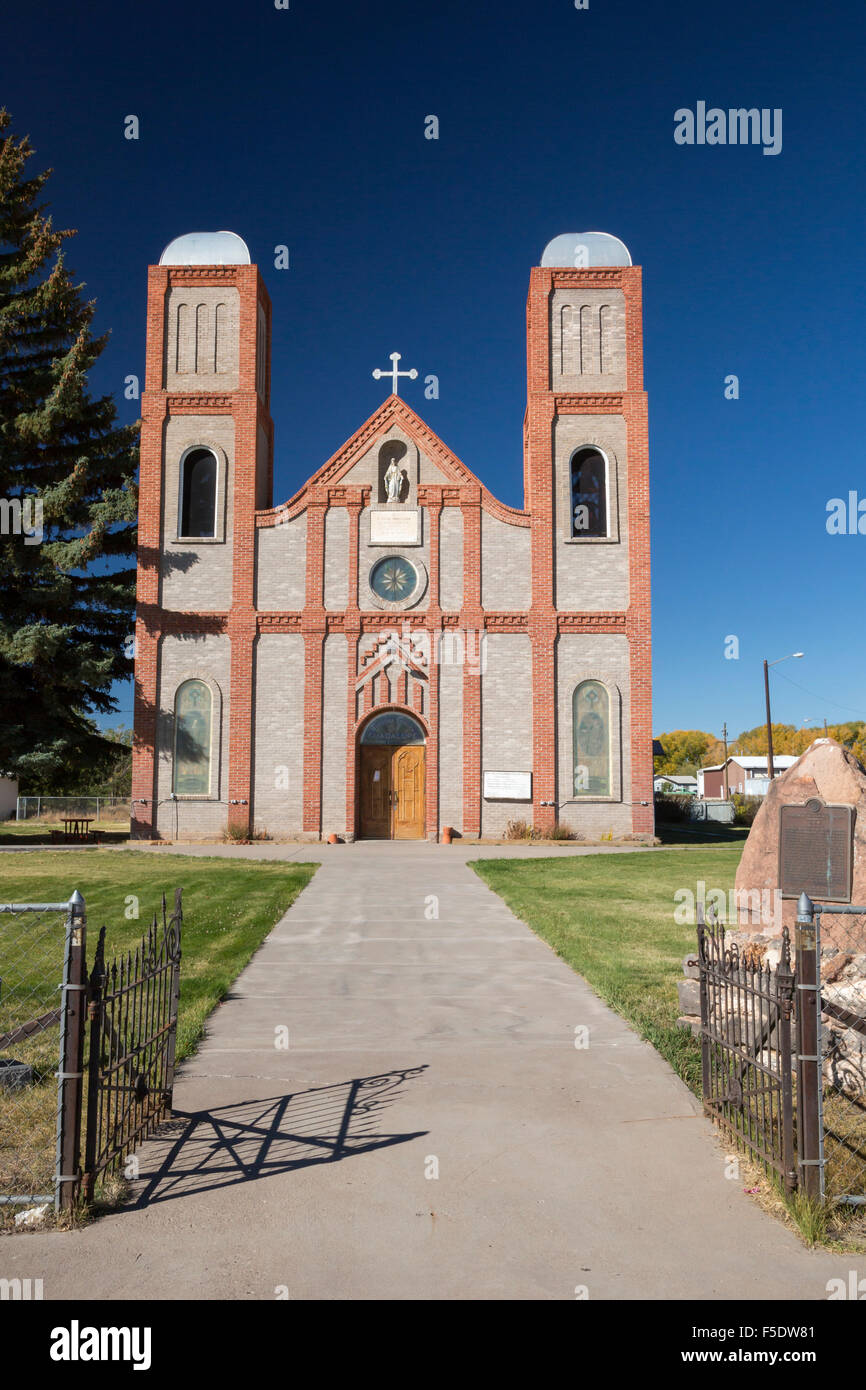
[
  {"left": 82, "top": 926, "right": 106, "bottom": 1203},
  {"left": 776, "top": 928, "right": 797, "bottom": 1195},
  {"left": 55, "top": 890, "right": 87, "bottom": 1211},
  {"left": 696, "top": 904, "right": 711, "bottom": 1104},
  {"left": 163, "top": 889, "right": 183, "bottom": 1109},
  {"left": 795, "top": 892, "right": 823, "bottom": 1200}
]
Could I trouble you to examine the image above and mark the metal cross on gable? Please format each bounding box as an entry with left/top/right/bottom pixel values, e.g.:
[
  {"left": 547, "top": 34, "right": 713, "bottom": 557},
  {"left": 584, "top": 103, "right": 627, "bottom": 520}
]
[{"left": 372, "top": 352, "right": 418, "bottom": 397}]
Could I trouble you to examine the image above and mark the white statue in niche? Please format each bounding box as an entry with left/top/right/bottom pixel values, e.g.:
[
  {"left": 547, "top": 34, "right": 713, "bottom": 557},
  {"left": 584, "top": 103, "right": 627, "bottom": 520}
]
[{"left": 384, "top": 458, "right": 403, "bottom": 503}]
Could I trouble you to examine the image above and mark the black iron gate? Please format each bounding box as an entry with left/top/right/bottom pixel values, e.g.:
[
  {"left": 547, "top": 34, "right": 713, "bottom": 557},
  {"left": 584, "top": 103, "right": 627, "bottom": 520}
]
[
  {"left": 697, "top": 904, "right": 798, "bottom": 1193},
  {"left": 82, "top": 890, "right": 182, "bottom": 1200}
]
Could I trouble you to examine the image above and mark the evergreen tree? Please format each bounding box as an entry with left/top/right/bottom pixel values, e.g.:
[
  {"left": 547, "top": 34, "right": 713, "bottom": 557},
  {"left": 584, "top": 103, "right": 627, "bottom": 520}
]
[{"left": 0, "top": 109, "right": 137, "bottom": 780}]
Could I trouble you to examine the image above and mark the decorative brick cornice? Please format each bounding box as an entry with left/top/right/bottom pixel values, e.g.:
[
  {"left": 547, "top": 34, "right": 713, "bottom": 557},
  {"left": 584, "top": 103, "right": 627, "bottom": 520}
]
[
  {"left": 554, "top": 394, "right": 624, "bottom": 412},
  {"left": 158, "top": 611, "right": 229, "bottom": 635},
  {"left": 167, "top": 267, "right": 242, "bottom": 285},
  {"left": 167, "top": 394, "right": 234, "bottom": 414},
  {"left": 557, "top": 612, "right": 628, "bottom": 632},
  {"left": 550, "top": 269, "right": 623, "bottom": 287},
  {"left": 484, "top": 613, "right": 529, "bottom": 631},
  {"left": 257, "top": 613, "right": 302, "bottom": 632},
  {"left": 359, "top": 613, "right": 418, "bottom": 631},
  {"left": 327, "top": 485, "right": 366, "bottom": 507}
]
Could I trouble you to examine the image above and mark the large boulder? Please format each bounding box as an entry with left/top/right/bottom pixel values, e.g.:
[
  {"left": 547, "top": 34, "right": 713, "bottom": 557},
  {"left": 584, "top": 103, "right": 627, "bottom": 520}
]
[{"left": 735, "top": 739, "right": 866, "bottom": 940}]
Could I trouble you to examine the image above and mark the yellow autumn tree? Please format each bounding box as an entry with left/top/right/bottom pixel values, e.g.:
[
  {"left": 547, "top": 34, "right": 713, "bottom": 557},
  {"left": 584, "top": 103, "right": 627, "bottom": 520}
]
[{"left": 653, "top": 730, "right": 725, "bottom": 776}]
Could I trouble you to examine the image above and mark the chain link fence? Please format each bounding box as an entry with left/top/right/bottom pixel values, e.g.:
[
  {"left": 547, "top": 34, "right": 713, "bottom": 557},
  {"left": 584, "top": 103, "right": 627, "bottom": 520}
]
[
  {"left": 15, "top": 796, "right": 130, "bottom": 824},
  {"left": 0, "top": 900, "right": 75, "bottom": 1223}
]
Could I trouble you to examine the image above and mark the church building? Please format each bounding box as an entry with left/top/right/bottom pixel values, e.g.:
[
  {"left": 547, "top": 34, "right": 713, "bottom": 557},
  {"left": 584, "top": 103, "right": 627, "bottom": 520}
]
[{"left": 131, "top": 231, "right": 653, "bottom": 842}]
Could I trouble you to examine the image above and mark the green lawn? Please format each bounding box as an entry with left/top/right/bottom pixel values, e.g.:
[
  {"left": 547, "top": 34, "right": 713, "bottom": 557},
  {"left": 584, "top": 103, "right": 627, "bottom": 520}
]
[
  {"left": 0, "top": 821, "right": 130, "bottom": 844},
  {"left": 0, "top": 850, "right": 316, "bottom": 1215},
  {"left": 472, "top": 844, "right": 743, "bottom": 1092},
  {"left": 0, "top": 849, "right": 317, "bottom": 1060}
]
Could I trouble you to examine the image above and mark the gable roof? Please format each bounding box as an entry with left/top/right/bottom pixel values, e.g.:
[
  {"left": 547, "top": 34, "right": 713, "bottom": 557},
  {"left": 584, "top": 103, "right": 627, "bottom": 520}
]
[
  {"left": 257, "top": 394, "right": 529, "bottom": 527},
  {"left": 700, "top": 756, "right": 800, "bottom": 773},
  {"left": 735, "top": 756, "right": 799, "bottom": 771}
]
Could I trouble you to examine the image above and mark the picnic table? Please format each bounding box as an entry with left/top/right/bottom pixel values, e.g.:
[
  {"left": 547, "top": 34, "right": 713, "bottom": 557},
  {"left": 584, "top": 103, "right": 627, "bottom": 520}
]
[{"left": 61, "top": 816, "right": 95, "bottom": 843}]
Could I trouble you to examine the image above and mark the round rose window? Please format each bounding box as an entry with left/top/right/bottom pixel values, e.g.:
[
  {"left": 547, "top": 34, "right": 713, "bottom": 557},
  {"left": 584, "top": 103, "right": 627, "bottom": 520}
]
[{"left": 370, "top": 555, "right": 417, "bottom": 602}]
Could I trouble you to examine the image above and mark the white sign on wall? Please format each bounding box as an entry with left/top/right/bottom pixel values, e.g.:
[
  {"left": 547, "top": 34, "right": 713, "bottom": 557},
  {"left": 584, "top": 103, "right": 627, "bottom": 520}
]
[
  {"left": 483, "top": 771, "right": 532, "bottom": 801},
  {"left": 370, "top": 509, "right": 421, "bottom": 545}
]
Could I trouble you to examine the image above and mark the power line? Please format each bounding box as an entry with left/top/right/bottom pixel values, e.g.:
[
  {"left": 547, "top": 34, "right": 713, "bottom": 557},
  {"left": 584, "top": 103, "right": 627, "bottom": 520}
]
[{"left": 772, "top": 667, "right": 866, "bottom": 722}]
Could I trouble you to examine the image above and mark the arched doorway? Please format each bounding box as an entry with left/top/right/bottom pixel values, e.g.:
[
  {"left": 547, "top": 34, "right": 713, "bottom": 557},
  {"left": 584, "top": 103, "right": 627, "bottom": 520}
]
[{"left": 358, "top": 711, "right": 426, "bottom": 840}]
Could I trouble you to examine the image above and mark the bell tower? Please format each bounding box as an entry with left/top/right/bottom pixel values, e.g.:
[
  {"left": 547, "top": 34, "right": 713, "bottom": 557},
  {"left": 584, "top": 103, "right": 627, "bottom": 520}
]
[
  {"left": 524, "top": 232, "right": 653, "bottom": 836},
  {"left": 131, "top": 231, "right": 273, "bottom": 840}
]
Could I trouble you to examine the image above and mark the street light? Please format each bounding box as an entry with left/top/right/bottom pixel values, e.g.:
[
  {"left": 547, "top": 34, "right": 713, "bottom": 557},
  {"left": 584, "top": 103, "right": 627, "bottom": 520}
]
[{"left": 763, "top": 652, "right": 805, "bottom": 780}]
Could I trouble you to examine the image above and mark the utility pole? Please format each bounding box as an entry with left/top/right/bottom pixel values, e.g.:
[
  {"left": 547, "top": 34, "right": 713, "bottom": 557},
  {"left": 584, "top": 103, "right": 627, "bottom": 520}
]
[
  {"left": 763, "top": 652, "right": 804, "bottom": 784},
  {"left": 763, "top": 658, "right": 775, "bottom": 780},
  {"left": 722, "top": 722, "right": 730, "bottom": 800}
]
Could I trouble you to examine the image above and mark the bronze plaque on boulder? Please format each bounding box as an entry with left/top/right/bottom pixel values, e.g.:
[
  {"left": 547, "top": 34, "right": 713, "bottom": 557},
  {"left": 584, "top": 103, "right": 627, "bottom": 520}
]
[{"left": 779, "top": 798, "right": 854, "bottom": 902}]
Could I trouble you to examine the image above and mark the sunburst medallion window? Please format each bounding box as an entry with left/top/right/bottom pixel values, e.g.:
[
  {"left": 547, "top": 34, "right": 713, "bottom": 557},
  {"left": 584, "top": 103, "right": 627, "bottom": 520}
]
[{"left": 370, "top": 555, "right": 417, "bottom": 603}]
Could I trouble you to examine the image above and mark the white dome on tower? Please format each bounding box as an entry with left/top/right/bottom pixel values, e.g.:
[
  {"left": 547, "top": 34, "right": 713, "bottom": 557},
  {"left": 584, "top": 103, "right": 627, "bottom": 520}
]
[
  {"left": 541, "top": 232, "right": 632, "bottom": 268},
  {"left": 159, "top": 231, "right": 251, "bottom": 266}
]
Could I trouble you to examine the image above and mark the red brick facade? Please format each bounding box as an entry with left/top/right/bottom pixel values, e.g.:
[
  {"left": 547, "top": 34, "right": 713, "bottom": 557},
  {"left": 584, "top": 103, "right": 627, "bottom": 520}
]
[{"left": 131, "top": 255, "right": 653, "bottom": 842}]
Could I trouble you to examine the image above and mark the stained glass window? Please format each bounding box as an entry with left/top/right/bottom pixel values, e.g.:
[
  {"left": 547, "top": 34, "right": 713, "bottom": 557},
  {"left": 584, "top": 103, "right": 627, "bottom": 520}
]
[
  {"left": 573, "top": 680, "right": 611, "bottom": 797},
  {"left": 360, "top": 713, "right": 425, "bottom": 745},
  {"left": 570, "top": 448, "right": 607, "bottom": 538},
  {"left": 173, "top": 680, "right": 212, "bottom": 795},
  {"left": 180, "top": 448, "right": 217, "bottom": 537},
  {"left": 370, "top": 555, "right": 417, "bottom": 602}
]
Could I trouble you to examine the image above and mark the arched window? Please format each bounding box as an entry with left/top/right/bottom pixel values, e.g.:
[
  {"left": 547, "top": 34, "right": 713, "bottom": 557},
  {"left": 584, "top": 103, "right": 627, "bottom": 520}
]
[
  {"left": 573, "top": 680, "right": 611, "bottom": 797},
  {"left": 570, "top": 447, "right": 608, "bottom": 539},
  {"left": 360, "top": 712, "right": 425, "bottom": 745},
  {"left": 173, "top": 680, "right": 212, "bottom": 795},
  {"left": 180, "top": 448, "right": 217, "bottom": 538}
]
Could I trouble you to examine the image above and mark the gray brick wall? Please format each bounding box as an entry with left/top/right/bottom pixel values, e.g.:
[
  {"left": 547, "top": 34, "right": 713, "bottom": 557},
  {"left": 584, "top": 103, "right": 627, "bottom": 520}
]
[
  {"left": 550, "top": 287, "right": 626, "bottom": 391},
  {"left": 251, "top": 633, "right": 305, "bottom": 835},
  {"left": 165, "top": 286, "right": 240, "bottom": 393},
  {"left": 154, "top": 633, "right": 230, "bottom": 838},
  {"left": 481, "top": 512, "right": 531, "bottom": 610},
  {"left": 553, "top": 414, "right": 629, "bottom": 611},
  {"left": 480, "top": 633, "right": 533, "bottom": 836},
  {"left": 324, "top": 507, "right": 349, "bottom": 609},
  {"left": 321, "top": 635, "right": 348, "bottom": 834},
  {"left": 556, "top": 633, "right": 633, "bottom": 838},
  {"left": 439, "top": 506, "right": 463, "bottom": 611},
  {"left": 437, "top": 650, "right": 463, "bottom": 832},
  {"left": 161, "top": 415, "right": 235, "bottom": 612},
  {"left": 255, "top": 515, "right": 307, "bottom": 609}
]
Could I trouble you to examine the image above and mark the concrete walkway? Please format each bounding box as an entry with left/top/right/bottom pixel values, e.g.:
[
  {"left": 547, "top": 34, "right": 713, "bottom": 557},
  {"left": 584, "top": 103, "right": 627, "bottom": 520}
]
[{"left": 3, "top": 843, "right": 853, "bottom": 1299}]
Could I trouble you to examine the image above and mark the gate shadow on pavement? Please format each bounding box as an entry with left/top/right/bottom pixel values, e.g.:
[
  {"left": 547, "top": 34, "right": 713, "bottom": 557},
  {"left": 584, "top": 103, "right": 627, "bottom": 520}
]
[{"left": 129, "top": 1065, "right": 429, "bottom": 1207}]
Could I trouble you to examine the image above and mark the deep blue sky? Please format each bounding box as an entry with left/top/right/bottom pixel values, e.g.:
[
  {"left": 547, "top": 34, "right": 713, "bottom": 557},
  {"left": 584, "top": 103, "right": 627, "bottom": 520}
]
[{"left": 4, "top": 0, "right": 865, "bottom": 740}]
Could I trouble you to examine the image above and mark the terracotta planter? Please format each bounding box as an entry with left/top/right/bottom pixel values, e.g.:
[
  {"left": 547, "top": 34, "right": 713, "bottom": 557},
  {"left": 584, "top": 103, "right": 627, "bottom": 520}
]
[
  {"left": 441, "top": 826, "right": 453, "bottom": 845},
  {"left": 327, "top": 833, "right": 340, "bottom": 844}
]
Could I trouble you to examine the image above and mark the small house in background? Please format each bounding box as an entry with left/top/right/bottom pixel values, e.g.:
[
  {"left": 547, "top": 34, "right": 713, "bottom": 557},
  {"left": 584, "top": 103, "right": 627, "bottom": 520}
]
[
  {"left": 0, "top": 775, "right": 18, "bottom": 820},
  {"left": 653, "top": 773, "right": 698, "bottom": 796},
  {"left": 697, "top": 755, "right": 799, "bottom": 800}
]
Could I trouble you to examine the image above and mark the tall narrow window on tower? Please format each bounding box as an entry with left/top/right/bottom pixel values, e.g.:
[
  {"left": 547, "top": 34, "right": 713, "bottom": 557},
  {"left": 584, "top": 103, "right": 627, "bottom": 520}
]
[
  {"left": 570, "top": 447, "right": 608, "bottom": 538},
  {"left": 173, "top": 679, "right": 212, "bottom": 795},
  {"left": 179, "top": 447, "right": 218, "bottom": 537},
  {"left": 573, "top": 681, "right": 611, "bottom": 797}
]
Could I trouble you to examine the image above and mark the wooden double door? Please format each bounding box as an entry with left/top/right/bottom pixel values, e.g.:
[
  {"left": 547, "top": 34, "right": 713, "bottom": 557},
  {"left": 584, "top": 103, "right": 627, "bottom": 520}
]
[{"left": 359, "top": 743, "right": 426, "bottom": 840}]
